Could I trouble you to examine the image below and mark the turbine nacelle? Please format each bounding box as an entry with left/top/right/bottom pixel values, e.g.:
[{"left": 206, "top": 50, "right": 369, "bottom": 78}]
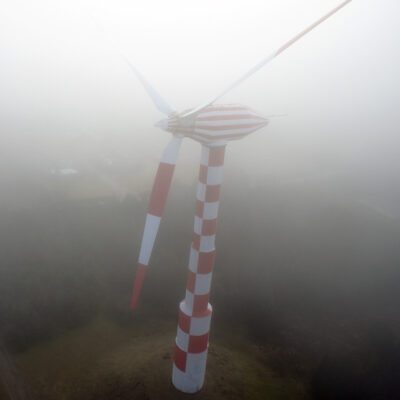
[{"left": 155, "top": 104, "right": 269, "bottom": 145}]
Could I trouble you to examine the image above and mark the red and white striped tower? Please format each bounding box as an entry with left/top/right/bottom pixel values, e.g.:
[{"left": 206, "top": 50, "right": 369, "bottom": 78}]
[{"left": 172, "top": 145, "right": 225, "bottom": 393}]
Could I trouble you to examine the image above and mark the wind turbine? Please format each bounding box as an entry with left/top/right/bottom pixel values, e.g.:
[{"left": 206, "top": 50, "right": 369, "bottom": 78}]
[{"left": 127, "top": 0, "right": 352, "bottom": 393}]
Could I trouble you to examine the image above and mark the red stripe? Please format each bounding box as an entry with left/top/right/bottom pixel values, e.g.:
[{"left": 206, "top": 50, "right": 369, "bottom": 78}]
[
  {"left": 198, "top": 251, "right": 216, "bottom": 274},
  {"left": 178, "top": 309, "right": 191, "bottom": 334},
  {"left": 148, "top": 163, "right": 175, "bottom": 216},
  {"left": 188, "top": 333, "right": 209, "bottom": 353},
  {"left": 199, "top": 165, "right": 208, "bottom": 183},
  {"left": 193, "top": 293, "right": 209, "bottom": 314},
  {"left": 173, "top": 344, "right": 187, "bottom": 372},
  {"left": 130, "top": 264, "right": 147, "bottom": 310},
  {"left": 276, "top": 0, "right": 351, "bottom": 56},
  {"left": 195, "top": 200, "right": 204, "bottom": 218},
  {"left": 202, "top": 219, "right": 217, "bottom": 236},
  {"left": 208, "top": 147, "right": 225, "bottom": 166},
  {"left": 186, "top": 270, "right": 196, "bottom": 293},
  {"left": 192, "top": 233, "right": 201, "bottom": 251},
  {"left": 205, "top": 185, "right": 221, "bottom": 202}
]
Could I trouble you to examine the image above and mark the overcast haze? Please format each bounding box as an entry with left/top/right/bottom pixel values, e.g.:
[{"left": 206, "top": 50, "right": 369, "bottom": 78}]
[{"left": 2, "top": 0, "right": 400, "bottom": 213}]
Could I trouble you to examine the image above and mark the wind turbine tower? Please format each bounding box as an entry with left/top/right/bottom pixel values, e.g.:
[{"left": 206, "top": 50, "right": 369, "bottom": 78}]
[{"left": 128, "top": 0, "right": 352, "bottom": 393}]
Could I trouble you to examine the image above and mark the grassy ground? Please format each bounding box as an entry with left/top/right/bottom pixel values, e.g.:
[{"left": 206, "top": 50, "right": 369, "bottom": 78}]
[{"left": 15, "top": 315, "right": 308, "bottom": 400}]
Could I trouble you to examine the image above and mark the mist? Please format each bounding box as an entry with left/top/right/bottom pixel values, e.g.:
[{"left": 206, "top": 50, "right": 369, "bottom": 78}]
[{"left": 1, "top": 0, "right": 400, "bottom": 399}]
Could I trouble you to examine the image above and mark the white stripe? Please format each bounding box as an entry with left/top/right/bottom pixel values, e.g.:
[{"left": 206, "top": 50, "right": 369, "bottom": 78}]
[
  {"left": 188, "top": 247, "right": 199, "bottom": 274},
  {"left": 160, "top": 136, "right": 182, "bottom": 164},
  {"left": 206, "top": 166, "right": 223, "bottom": 185},
  {"left": 184, "top": 290, "right": 194, "bottom": 314},
  {"left": 172, "top": 362, "right": 205, "bottom": 393},
  {"left": 207, "top": 140, "right": 229, "bottom": 147},
  {"left": 190, "top": 134, "right": 229, "bottom": 146},
  {"left": 172, "top": 366, "right": 189, "bottom": 392},
  {"left": 199, "top": 235, "right": 215, "bottom": 252},
  {"left": 203, "top": 202, "right": 219, "bottom": 220},
  {"left": 176, "top": 327, "right": 189, "bottom": 352},
  {"left": 195, "top": 126, "right": 261, "bottom": 136},
  {"left": 196, "top": 183, "right": 206, "bottom": 201},
  {"left": 200, "top": 146, "right": 210, "bottom": 166},
  {"left": 194, "top": 272, "right": 213, "bottom": 295},
  {"left": 186, "top": 351, "right": 208, "bottom": 377},
  {"left": 189, "top": 305, "right": 212, "bottom": 335},
  {"left": 193, "top": 216, "right": 203, "bottom": 235},
  {"left": 138, "top": 214, "right": 161, "bottom": 265}
]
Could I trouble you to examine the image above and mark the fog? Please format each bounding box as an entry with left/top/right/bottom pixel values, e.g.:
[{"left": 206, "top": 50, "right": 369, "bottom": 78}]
[
  {"left": 2, "top": 0, "right": 400, "bottom": 202},
  {"left": 1, "top": 0, "right": 400, "bottom": 399}
]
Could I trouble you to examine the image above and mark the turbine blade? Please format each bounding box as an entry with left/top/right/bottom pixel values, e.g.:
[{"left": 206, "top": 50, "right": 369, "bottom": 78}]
[
  {"left": 130, "top": 136, "right": 183, "bottom": 310},
  {"left": 181, "top": 0, "right": 352, "bottom": 118},
  {"left": 123, "top": 59, "right": 177, "bottom": 116},
  {"left": 90, "top": 14, "right": 176, "bottom": 116}
]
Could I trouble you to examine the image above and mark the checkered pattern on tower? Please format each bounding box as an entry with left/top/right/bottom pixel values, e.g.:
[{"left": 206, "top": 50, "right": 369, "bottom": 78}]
[{"left": 172, "top": 145, "right": 225, "bottom": 393}]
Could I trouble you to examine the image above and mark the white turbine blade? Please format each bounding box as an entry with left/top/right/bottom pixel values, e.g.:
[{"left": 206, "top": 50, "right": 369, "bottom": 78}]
[
  {"left": 131, "top": 136, "right": 183, "bottom": 309},
  {"left": 181, "top": 0, "right": 352, "bottom": 118},
  {"left": 90, "top": 14, "right": 176, "bottom": 116},
  {"left": 122, "top": 57, "right": 177, "bottom": 116}
]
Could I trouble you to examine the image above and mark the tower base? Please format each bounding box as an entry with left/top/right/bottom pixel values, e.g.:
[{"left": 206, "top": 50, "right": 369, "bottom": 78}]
[
  {"left": 171, "top": 302, "right": 212, "bottom": 393},
  {"left": 172, "top": 349, "right": 208, "bottom": 393}
]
